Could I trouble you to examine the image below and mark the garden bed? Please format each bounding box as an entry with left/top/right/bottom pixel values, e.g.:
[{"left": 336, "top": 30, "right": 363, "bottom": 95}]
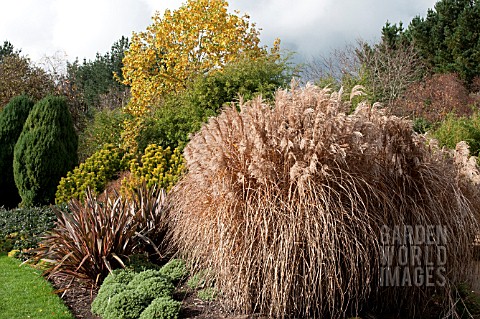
[{"left": 52, "top": 275, "right": 264, "bottom": 319}]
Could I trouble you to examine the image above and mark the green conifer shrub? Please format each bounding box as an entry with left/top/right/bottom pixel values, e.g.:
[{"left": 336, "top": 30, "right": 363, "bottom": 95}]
[
  {"left": 100, "top": 268, "right": 136, "bottom": 287},
  {"left": 92, "top": 266, "right": 182, "bottom": 319},
  {"left": 55, "top": 144, "right": 130, "bottom": 204},
  {"left": 0, "top": 95, "right": 35, "bottom": 208},
  {"left": 104, "top": 289, "right": 149, "bottom": 319},
  {"left": 139, "top": 297, "right": 181, "bottom": 319},
  {"left": 134, "top": 276, "right": 174, "bottom": 301},
  {"left": 90, "top": 282, "right": 127, "bottom": 316},
  {"left": 432, "top": 113, "right": 480, "bottom": 156},
  {"left": 13, "top": 95, "right": 78, "bottom": 206},
  {"left": 122, "top": 144, "right": 184, "bottom": 194},
  {"left": 158, "top": 259, "right": 187, "bottom": 283}
]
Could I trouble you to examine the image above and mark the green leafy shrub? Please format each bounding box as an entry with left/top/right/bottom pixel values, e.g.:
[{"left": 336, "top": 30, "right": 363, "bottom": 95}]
[
  {"left": 158, "top": 259, "right": 187, "bottom": 283},
  {"left": 0, "top": 235, "right": 14, "bottom": 252},
  {"left": 137, "top": 54, "right": 292, "bottom": 152},
  {"left": 55, "top": 143, "right": 130, "bottom": 204},
  {"left": 412, "top": 117, "right": 432, "bottom": 134},
  {"left": 187, "top": 54, "right": 291, "bottom": 113},
  {"left": 122, "top": 144, "right": 184, "bottom": 194},
  {"left": 137, "top": 100, "right": 202, "bottom": 153},
  {"left": 36, "top": 187, "right": 169, "bottom": 284},
  {"left": 0, "top": 206, "right": 56, "bottom": 253},
  {"left": 0, "top": 95, "right": 35, "bottom": 208},
  {"left": 78, "top": 108, "right": 128, "bottom": 162},
  {"left": 432, "top": 113, "right": 480, "bottom": 156},
  {"left": 13, "top": 95, "right": 78, "bottom": 206},
  {"left": 139, "top": 297, "right": 181, "bottom": 319}
]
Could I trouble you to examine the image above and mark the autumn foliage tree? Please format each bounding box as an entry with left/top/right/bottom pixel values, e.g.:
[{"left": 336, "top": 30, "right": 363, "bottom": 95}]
[
  {"left": 0, "top": 54, "right": 54, "bottom": 109},
  {"left": 392, "top": 73, "right": 476, "bottom": 122},
  {"left": 122, "top": 0, "right": 269, "bottom": 119}
]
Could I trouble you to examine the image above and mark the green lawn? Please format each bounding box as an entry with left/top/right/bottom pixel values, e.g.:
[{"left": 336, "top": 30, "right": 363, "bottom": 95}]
[{"left": 0, "top": 254, "right": 73, "bottom": 319}]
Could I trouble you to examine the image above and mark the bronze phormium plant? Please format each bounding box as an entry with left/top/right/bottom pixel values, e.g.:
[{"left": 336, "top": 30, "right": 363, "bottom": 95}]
[
  {"left": 36, "top": 185, "right": 168, "bottom": 286},
  {"left": 168, "top": 83, "right": 480, "bottom": 318}
]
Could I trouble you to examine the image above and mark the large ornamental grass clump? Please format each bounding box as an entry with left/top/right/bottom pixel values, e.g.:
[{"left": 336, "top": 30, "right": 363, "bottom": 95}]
[{"left": 168, "top": 84, "right": 480, "bottom": 318}]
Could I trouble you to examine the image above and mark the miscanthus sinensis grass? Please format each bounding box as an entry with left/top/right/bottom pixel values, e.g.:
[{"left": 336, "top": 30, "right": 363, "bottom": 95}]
[{"left": 168, "top": 83, "right": 480, "bottom": 318}]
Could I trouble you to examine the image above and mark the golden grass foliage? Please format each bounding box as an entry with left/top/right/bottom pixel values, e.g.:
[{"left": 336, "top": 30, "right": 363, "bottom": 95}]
[{"left": 168, "top": 83, "right": 480, "bottom": 318}]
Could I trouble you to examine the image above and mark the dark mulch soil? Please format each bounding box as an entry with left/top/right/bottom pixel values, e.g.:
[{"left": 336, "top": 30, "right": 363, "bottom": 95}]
[
  {"left": 174, "top": 283, "right": 267, "bottom": 319},
  {"left": 50, "top": 276, "right": 429, "bottom": 319},
  {"left": 50, "top": 276, "right": 265, "bottom": 319},
  {"left": 177, "top": 291, "right": 227, "bottom": 318},
  {"left": 50, "top": 276, "right": 408, "bottom": 319}
]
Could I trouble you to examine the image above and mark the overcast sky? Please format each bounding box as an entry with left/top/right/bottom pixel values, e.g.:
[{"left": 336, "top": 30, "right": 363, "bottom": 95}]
[{"left": 0, "top": 0, "right": 437, "bottom": 64}]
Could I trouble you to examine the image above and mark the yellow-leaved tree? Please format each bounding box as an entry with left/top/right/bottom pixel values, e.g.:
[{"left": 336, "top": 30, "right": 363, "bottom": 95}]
[
  {"left": 120, "top": 0, "right": 276, "bottom": 149},
  {"left": 123, "top": 0, "right": 268, "bottom": 117}
]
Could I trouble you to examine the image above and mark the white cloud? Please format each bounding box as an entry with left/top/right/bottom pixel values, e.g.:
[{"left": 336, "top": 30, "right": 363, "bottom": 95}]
[
  {"left": 51, "top": 0, "right": 152, "bottom": 61},
  {"left": 0, "top": 1, "right": 56, "bottom": 59},
  {"left": 0, "top": 0, "right": 438, "bottom": 63},
  {"left": 144, "top": 0, "right": 184, "bottom": 15}
]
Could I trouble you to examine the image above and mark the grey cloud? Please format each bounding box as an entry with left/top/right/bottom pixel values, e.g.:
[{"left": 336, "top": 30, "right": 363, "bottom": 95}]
[
  {"left": 230, "top": 0, "right": 437, "bottom": 60},
  {"left": 0, "top": 0, "right": 438, "bottom": 63}
]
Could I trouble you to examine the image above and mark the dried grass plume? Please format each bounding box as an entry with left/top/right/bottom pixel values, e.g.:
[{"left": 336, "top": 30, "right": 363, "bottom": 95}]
[{"left": 168, "top": 83, "right": 480, "bottom": 318}]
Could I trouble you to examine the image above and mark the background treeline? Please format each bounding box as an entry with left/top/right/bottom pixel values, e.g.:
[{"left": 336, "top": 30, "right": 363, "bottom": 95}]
[{"left": 305, "top": 0, "right": 480, "bottom": 114}]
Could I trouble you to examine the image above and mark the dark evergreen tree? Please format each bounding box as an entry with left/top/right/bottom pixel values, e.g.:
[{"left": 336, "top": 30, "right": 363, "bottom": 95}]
[
  {"left": 0, "top": 95, "right": 34, "bottom": 208},
  {"left": 448, "top": 1, "right": 480, "bottom": 83},
  {"left": 406, "top": 0, "right": 480, "bottom": 83},
  {"left": 13, "top": 96, "right": 78, "bottom": 206},
  {"left": 66, "top": 36, "right": 130, "bottom": 111},
  {"left": 381, "top": 21, "right": 410, "bottom": 49},
  {"left": 0, "top": 40, "right": 19, "bottom": 61}
]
